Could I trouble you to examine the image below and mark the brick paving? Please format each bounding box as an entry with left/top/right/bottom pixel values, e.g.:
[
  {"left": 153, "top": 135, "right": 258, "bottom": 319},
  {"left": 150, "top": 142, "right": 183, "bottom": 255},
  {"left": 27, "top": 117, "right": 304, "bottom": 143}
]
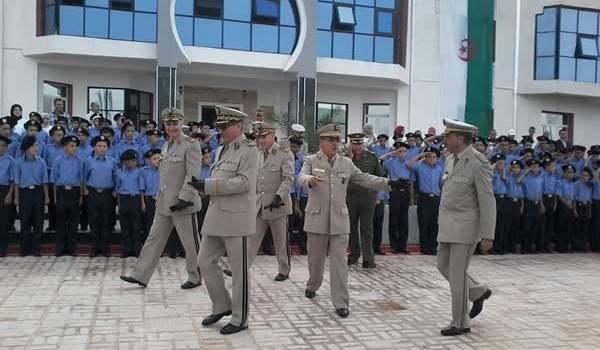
[{"left": 1, "top": 253, "right": 600, "bottom": 349}]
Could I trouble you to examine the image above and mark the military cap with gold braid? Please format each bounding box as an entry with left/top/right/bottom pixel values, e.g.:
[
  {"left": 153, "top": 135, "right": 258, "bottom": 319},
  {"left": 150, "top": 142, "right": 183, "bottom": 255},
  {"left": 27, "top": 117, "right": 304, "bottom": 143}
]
[
  {"left": 214, "top": 105, "right": 247, "bottom": 129},
  {"left": 442, "top": 118, "right": 478, "bottom": 135},
  {"left": 255, "top": 121, "right": 276, "bottom": 137},
  {"left": 317, "top": 123, "right": 342, "bottom": 139},
  {"left": 161, "top": 107, "right": 185, "bottom": 123},
  {"left": 347, "top": 132, "right": 365, "bottom": 145}
]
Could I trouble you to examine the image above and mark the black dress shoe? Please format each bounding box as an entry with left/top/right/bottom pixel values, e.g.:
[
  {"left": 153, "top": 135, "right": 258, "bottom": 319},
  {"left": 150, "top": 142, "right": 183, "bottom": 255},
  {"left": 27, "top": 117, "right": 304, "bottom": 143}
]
[
  {"left": 470, "top": 288, "right": 492, "bottom": 319},
  {"left": 274, "top": 273, "right": 288, "bottom": 281},
  {"left": 201, "top": 310, "right": 232, "bottom": 326},
  {"left": 220, "top": 323, "right": 247, "bottom": 335},
  {"left": 362, "top": 261, "right": 376, "bottom": 269},
  {"left": 120, "top": 275, "right": 147, "bottom": 288},
  {"left": 223, "top": 269, "right": 232, "bottom": 277},
  {"left": 441, "top": 326, "right": 470, "bottom": 336},
  {"left": 335, "top": 308, "right": 349, "bottom": 318},
  {"left": 347, "top": 257, "right": 359, "bottom": 266},
  {"left": 181, "top": 281, "right": 201, "bottom": 289},
  {"left": 305, "top": 289, "right": 316, "bottom": 298}
]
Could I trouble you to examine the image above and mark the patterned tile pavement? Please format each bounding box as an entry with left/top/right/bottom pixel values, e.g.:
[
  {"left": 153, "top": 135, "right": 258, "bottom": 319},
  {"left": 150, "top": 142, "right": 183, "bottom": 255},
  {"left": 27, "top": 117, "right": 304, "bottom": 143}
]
[{"left": 1, "top": 253, "right": 600, "bottom": 349}]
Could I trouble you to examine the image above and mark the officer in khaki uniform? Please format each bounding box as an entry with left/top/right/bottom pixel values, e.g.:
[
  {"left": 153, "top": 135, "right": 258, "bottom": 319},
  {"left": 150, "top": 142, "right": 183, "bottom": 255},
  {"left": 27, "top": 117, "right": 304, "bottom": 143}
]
[
  {"left": 189, "top": 106, "right": 259, "bottom": 335},
  {"left": 248, "top": 122, "right": 295, "bottom": 281},
  {"left": 436, "top": 119, "right": 495, "bottom": 336},
  {"left": 120, "top": 108, "right": 202, "bottom": 290},
  {"left": 299, "top": 124, "right": 403, "bottom": 318}
]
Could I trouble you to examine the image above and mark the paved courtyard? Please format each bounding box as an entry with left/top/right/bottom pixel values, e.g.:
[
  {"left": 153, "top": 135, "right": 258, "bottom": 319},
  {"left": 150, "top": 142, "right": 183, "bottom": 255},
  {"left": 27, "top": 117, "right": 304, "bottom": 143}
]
[{"left": 1, "top": 253, "right": 600, "bottom": 350}]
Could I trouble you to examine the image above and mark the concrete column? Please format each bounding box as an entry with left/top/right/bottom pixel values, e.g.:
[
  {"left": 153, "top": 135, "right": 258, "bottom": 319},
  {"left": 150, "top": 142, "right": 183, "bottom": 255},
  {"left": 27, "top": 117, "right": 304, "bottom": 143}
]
[{"left": 290, "top": 76, "right": 317, "bottom": 152}]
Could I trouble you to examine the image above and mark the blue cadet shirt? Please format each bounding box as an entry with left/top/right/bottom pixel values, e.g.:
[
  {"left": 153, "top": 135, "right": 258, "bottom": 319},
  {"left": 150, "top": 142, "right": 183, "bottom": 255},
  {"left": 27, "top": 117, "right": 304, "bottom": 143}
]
[
  {"left": 492, "top": 171, "right": 508, "bottom": 195},
  {"left": 575, "top": 180, "right": 593, "bottom": 203},
  {"left": 116, "top": 167, "right": 144, "bottom": 195},
  {"left": 523, "top": 171, "right": 544, "bottom": 201},
  {"left": 36, "top": 130, "right": 49, "bottom": 145},
  {"left": 570, "top": 158, "right": 585, "bottom": 178},
  {"left": 369, "top": 144, "right": 391, "bottom": 157},
  {"left": 506, "top": 173, "right": 524, "bottom": 199},
  {"left": 15, "top": 141, "right": 45, "bottom": 159},
  {"left": 0, "top": 154, "right": 15, "bottom": 185},
  {"left": 51, "top": 154, "right": 83, "bottom": 187},
  {"left": 13, "top": 156, "right": 48, "bottom": 188},
  {"left": 116, "top": 140, "right": 142, "bottom": 164},
  {"left": 7, "top": 141, "right": 18, "bottom": 158},
  {"left": 141, "top": 166, "right": 159, "bottom": 197},
  {"left": 198, "top": 165, "right": 211, "bottom": 181},
  {"left": 76, "top": 143, "right": 93, "bottom": 159},
  {"left": 557, "top": 179, "right": 576, "bottom": 201},
  {"left": 84, "top": 156, "right": 117, "bottom": 189},
  {"left": 384, "top": 157, "right": 413, "bottom": 181},
  {"left": 43, "top": 142, "right": 64, "bottom": 172},
  {"left": 413, "top": 161, "right": 443, "bottom": 196},
  {"left": 542, "top": 171, "right": 558, "bottom": 195},
  {"left": 294, "top": 152, "right": 309, "bottom": 198}
]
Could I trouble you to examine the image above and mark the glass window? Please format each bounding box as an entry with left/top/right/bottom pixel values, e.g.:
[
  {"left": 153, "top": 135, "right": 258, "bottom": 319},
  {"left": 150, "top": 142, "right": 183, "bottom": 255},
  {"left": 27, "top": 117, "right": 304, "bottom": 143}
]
[
  {"left": 355, "top": 0, "right": 375, "bottom": 6},
  {"left": 376, "top": 0, "right": 395, "bottom": 9},
  {"left": 195, "top": 18, "right": 222, "bottom": 48},
  {"left": 332, "top": 32, "right": 353, "bottom": 59},
  {"left": 559, "top": 57, "right": 576, "bottom": 80},
  {"left": 318, "top": 2, "right": 332, "bottom": 30},
  {"left": 536, "top": 32, "right": 555, "bottom": 56},
  {"left": 560, "top": 32, "right": 576, "bottom": 57},
  {"left": 59, "top": 5, "right": 84, "bottom": 36},
  {"left": 536, "top": 57, "right": 556, "bottom": 80},
  {"left": 86, "top": 0, "right": 108, "bottom": 7},
  {"left": 134, "top": 13, "right": 157, "bottom": 42},
  {"left": 110, "top": 10, "right": 133, "bottom": 40},
  {"left": 107, "top": 89, "right": 125, "bottom": 110},
  {"left": 196, "top": 0, "right": 223, "bottom": 19},
  {"left": 318, "top": 30, "right": 332, "bottom": 57},
  {"left": 252, "top": 24, "right": 279, "bottom": 53},
  {"left": 335, "top": 0, "right": 353, "bottom": 4},
  {"left": 377, "top": 10, "right": 393, "bottom": 34},
  {"left": 223, "top": 21, "right": 251, "bottom": 50},
  {"left": 374, "top": 36, "right": 394, "bottom": 63},
  {"left": 44, "top": 81, "right": 72, "bottom": 115},
  {"left": 354, "top": 6, "right": 374, "bottom": 34},
  {"left": 578, "top": 11, "right": 597, "bottom": 35},
  {"left": 536, "top": 7, "right": 556, "bottom": 32},
  {"left": 280, "top": 0, "right": 295, "bottom": 26},
  {"left": 85, "top": 7, "right": 109, "bottom": 38},
  {"left": 62, "top": 0, "right": 84, "bottom": 5},
  {"left": 176, "top": 15, "right": 194, "bottom": 45},
  {"left": 577, "top": 36, "right": 598, "bottom": 58},
  {"left": 279, "top": 26, "right": 296, "bottom": 54},
  {"left": 254, "top": 0, "right": 279, "bottom": 24},
  {"left": 135, "top": 0, "right": 157, "bottom": 12},
  {"left": 560, "top": 8, "right": 578, "bottom": 32},
  {"left": 596, "top": 60, "right": 600, "bottom": 82},
  {"left": 335, "top": 5, "right": 355, "bottom": 26},
  {"left": 317, "top": 102, "right": 348, "bottom": 138},
  {"left": 140, "top": 93, "right": 151, "bottom": 114},
  {"left": 224, "top": 0, "right": 251, "bottom": 21},
  {"left": 176, "top": 0, "right": 194, "bottom": 15},
  {"left": 364, "top": 104, "right": 390, "bottom": 137},
  {"left": 111, "top": 0, "right": 133, "bottom": 11},
  {"left": 88, "top": 88, "right": 105, "bottom": 108},
  {"left": 354, "top": 34, "right": 374, "bottom": 61},
  {"left": 576, "top": 58, "right": 596, "bottom": 82}
]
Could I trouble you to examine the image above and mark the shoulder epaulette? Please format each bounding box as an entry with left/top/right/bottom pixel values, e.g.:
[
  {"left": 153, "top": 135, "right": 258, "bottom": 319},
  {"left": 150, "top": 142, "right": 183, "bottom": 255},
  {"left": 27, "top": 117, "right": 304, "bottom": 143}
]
[{"left": 243, "top": 137, "right": 256, "bottom": 147}]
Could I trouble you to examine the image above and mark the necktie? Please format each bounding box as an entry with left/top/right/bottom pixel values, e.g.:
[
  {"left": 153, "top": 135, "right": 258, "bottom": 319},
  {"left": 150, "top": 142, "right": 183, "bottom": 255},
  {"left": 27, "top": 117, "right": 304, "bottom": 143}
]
[
  {"left": 263, "top": 150, "right": 268, "bottom": 161},
  {"left": 328, "top": 158, "right": 335, "bottom": 168},
  {"left": 453, "top": 156, "right": 459, "bottom": 168},
  {"left": 219, "top": 144, "right": 228, "bottom": 161},
  {"left": 167, "top": 140, "right": 174, "bottom": 152}
]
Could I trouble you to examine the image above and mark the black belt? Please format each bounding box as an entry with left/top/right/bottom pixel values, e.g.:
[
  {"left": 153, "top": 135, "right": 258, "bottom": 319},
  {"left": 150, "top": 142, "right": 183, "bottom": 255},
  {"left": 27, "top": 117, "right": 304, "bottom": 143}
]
[
  {"left": 20, "top": 185, "right": 42, "bottom": 190},
  {"left": 495, "top": 194, "right": 505, "bottom": 199},
  {"left": 577, "top": 201, "right": 591, "bottom": 206},
  {"left": 119, "top": 194, "right": 140, "bottom": 198},
  {"left": 88, "top": 187, "right": 113, "bottom": 194},
  {"left": 543, "top": 194, "right": 554, "bottom": 198},
  {"left": 527, "top": 199, "right": 541, "bottom": 205},
  {"left": 509, "top": 197, "right": 520, "bottom": 202},
  {"left": 57, "top": 186, "right": 80, "bottom": 191},
  {"left": 421, "top": 192, "right": 439, "bottom": 198}
]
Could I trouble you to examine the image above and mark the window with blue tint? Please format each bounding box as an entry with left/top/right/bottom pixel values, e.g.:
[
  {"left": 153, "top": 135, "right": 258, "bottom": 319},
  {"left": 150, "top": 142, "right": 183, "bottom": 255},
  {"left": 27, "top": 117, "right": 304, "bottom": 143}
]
[
  {"left": 537, "top": 7, "right": 556, "bottom": 32},
  {"left": 354, "top": 6, "right": 374, "bottom": 34},
  {"left": 536, "top": 57, "right": 555, "bottom": 80},
  {"left": 560, "top": 8, "right": 578, "bottom": 32},
  {"left": 223, "top": 21, "right": 251, "bottom": 50},
  {"left": 560, "top": 32, "right": 576, "bottom": 56},
  {"left": 279, "top": 26, "right": 296, "bottom": 54},
  {"left": 318, "top": 2, "right": 333, "bottom": 30},
  {"left": 354, "top": 34, "right": 373, "bottom": 61},
  {"left": 577, "top": 36, "right": 598, "bottom": 58},
  {"left": 374, "top": 36, "right": 393, "bottom": 63},
  {"left": 334, "top": 5, "right": 355, "bottom": 31},
  {"left": 176, "top": 16, "right": 194, "bottom": 45},
  {"left": 134, "top": 13, "right": 156, "bottom": 42},
  {"left": 85, "top": 7, "right": 109, "bottom": 38},
  {"left": 376, "top": 0, "right": 395, "bottom": 9},
  {"left": 318, "top": 30, "right": 333, "bottom": 57},
  {"left": 335, "top": 0, "right": 353, "bottom": 4},
  {"left": 111, "top": 0, "right": 133, "bottom": 11},
  {"left": 576, "top": 58, "right": 596, "bottom": 82},
  {"left": 536, "top": 32, "right": 555, "bottom": 56},
  {"left": 86, "top": 0, "right": 108, "bottom": 7},
  {"left": 559, "top": 57, "right": 576, "bottom": 80},
  {"left": 224, "top": 0, "right": 251, "bottom": 21},
  {"left": 110, "top": 10, "right": 133, "bottom": 40},
  {"left": 195, "top": 18, "right": 222, "bottom": 48},
  {"left": 176, "top": 0, "right": 194, "bottom": 15},
  {"left": 252, "top": 24, "right": 279, "bottom": 52},
  {"left": 254, "top": 0, "right": 280, "bottom": 24},
  {"left": 59, "top": 5, "right": 84, "bottom": 36},
  {"left": 578, "top": 11, "right": 598, "bottom": 35},
  {"left": 135, "top": 0, "right": 157, "bottom": 13},
  {"left": 333, "top": 32, "right": 353, "bottom": 59},
  {"left": 355, "top": 0, "right": 374, "bottom": 6},
  {"left": 377, "top": 10, "right": 393, "bottom": 34},
  {"left": 196, "top": 0, "right": 223, "bottom": 19},
  {"left": 280, "top": 0, "right": 295, "bottom": 26},
  {"left": 597, "top": 60, "right": 600, "bottom": 82}
]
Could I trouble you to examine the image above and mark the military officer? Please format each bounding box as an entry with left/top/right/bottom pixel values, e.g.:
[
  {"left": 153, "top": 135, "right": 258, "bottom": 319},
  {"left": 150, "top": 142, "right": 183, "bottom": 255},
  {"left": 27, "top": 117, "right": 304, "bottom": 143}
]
[
  {"left": 299, "top": 124, "right": 403, "bottom": 318},
  {"left": 189, "top": 106, "right": 259, "bottom": 335},
  {"left": 120, "top": 108, "right": 202, "bottom": 290},
  {"left": 436, "top": 119, "right": 495, "bottom": 336},
  {"left": 345, "top": 132, "right": 385, "bottom": 268},
  {"left": 248, "top": 122, "right": 295, "bottom": 281}
]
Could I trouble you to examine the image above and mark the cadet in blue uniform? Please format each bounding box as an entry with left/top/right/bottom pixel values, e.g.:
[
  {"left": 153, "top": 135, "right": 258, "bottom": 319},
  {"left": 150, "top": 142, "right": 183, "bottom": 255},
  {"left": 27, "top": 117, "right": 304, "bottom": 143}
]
[
  {"left": 0, "top": 117, "right": 18, "bottom": 158},
  {"left": 490, "top": 154, "right": 508, "bottom": 254},
  {"left": 112, "top": 113, "right": 126, "bottom": 145},
  {"left": 288, "top": 137, "right": 308, "bottom": 254},
  {"left": 541, "top": 157, "right": 557, "bottom": 253},
  {"left": 522, "top": 158, "right": 544, "bottom": 253},
  {"left": 573, "top": 167, "right": 593, "bottom": 251},
  {"left": 505, "top": 160, "right": 524, "bottom": 253},
  {"left": 51, "top": 135, "right": 84, "bottom": 256},
  {"left": 17, "top": 120, "right": 45, "bottom": 158},
  {"left": 570, "top": 145, "right": 587, "bottom": 179},
  {"left": 141, "top": 129, "right": 165, "bottom": 165},
  {"left": 381, "top": 141, "right": 413, "bottom": 253},
  {"left": 141, "top": 149, "right": 161, "bottom": 243},
  {"left": 75, "top": 127, "right": 92, "bottom": 232},
  {"left": 591, "top": 152, "right": 600, "bottom": 252},
  {"left": 408, "top": 146, "right": 444, "bottom": 254},
  {"left": 369, "top": 134, "right": 391, "bottom": 157},
  {"left": 84, "top": 135, "right": 118, "bottom": 257},
  {"left": 29, "top": 112, "right": 49, "bottom": 145},
  {"left": 14, "top": 136, "right": 49, "bottom": 256},
  {"left": 555, "top": 165, "right": 576, "bottom": 252},
  {"left": 44, "top": 126, "right": 66, "bottom": 233},
  {"left": 0, "top": 135, "right": 14, "bottom": 256},
  {"left": 116, "top": 149, "right": 145, "bottom": 257},
  {"left": 116, "top": 121, "right": 142, "bottom": 165},
  {"left": 196, "top": 146, "right": 212, "bottom": 234}
]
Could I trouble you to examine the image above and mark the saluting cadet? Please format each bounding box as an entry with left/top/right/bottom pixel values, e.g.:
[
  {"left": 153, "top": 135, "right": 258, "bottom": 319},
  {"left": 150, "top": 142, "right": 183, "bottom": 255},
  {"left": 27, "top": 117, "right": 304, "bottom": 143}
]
[
  {"left": 44, "top": 125, "right": 66, "bottom": 233},
  {"left": 289, "top": 137, "right": 308, "bottom": 254},
  {"left": 541, "top": 157, "right": 558, "bottom": 253},
  {"left": 189, "top": 106, "right": 258, "bottom": 335},
  {"left": 573, "top": 167, "right": 593, "bottom": 252},
  {"left": 116, "top": 150, "right": 145, "bottom": 257},
  {"left": 408, "top": 146, "right": 444, "bottom": 255},
  {"left": 490, "top": 154, "right": 508, "bottom": 254},
  {"left": 555, "top": 165, "right": 576, "bottom": 252},
  {"left": 505, "top": 160, "right": 524, "bottom": 253},
  {"left": 381, "top": 141, "right": 412, "bottom": 253},
  {"left": 84, "top": 135, "right": 118, "bottom": 257},
  {"left": 14, "top": 136, "right": 49, "bottom": 256},
  {"left": 51, "top": 135, "right": 84, "bottom": 256},
  {"left": 116, "top": 121, "right": 142, "bottom": 165},
  {"left": 521, "top": 158, "right": 544, "bottom": 253},
  {"left": 369, "top": 134, "right": 390, "bottom": 156},
  {"left": 141, "top": 149, "right": 160, "bottom": 243},
  {"left": 0, "top": 135, "right": 15, "bottom": 257},
  {"left": 298, "top": 124, "right": 400, "bottom": 319}
]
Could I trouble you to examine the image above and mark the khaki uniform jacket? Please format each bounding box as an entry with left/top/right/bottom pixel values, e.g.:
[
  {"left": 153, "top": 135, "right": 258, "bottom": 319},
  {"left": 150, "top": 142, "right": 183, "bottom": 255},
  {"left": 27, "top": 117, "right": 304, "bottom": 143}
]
[
  {"left": 437, "top": 145, "right": 496, "bottom": 244},
  {"left": 156, "top": 132, "right": 202, "bottom": 216},
  {"left": 256, "top": 142, "right": 294, "bottom": 220},
  {"left": 203, "top": 135, "right": 259, "bottom": 237},
  {"left": 299, "top": 151, "right": 391, "bottom": 235}
]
